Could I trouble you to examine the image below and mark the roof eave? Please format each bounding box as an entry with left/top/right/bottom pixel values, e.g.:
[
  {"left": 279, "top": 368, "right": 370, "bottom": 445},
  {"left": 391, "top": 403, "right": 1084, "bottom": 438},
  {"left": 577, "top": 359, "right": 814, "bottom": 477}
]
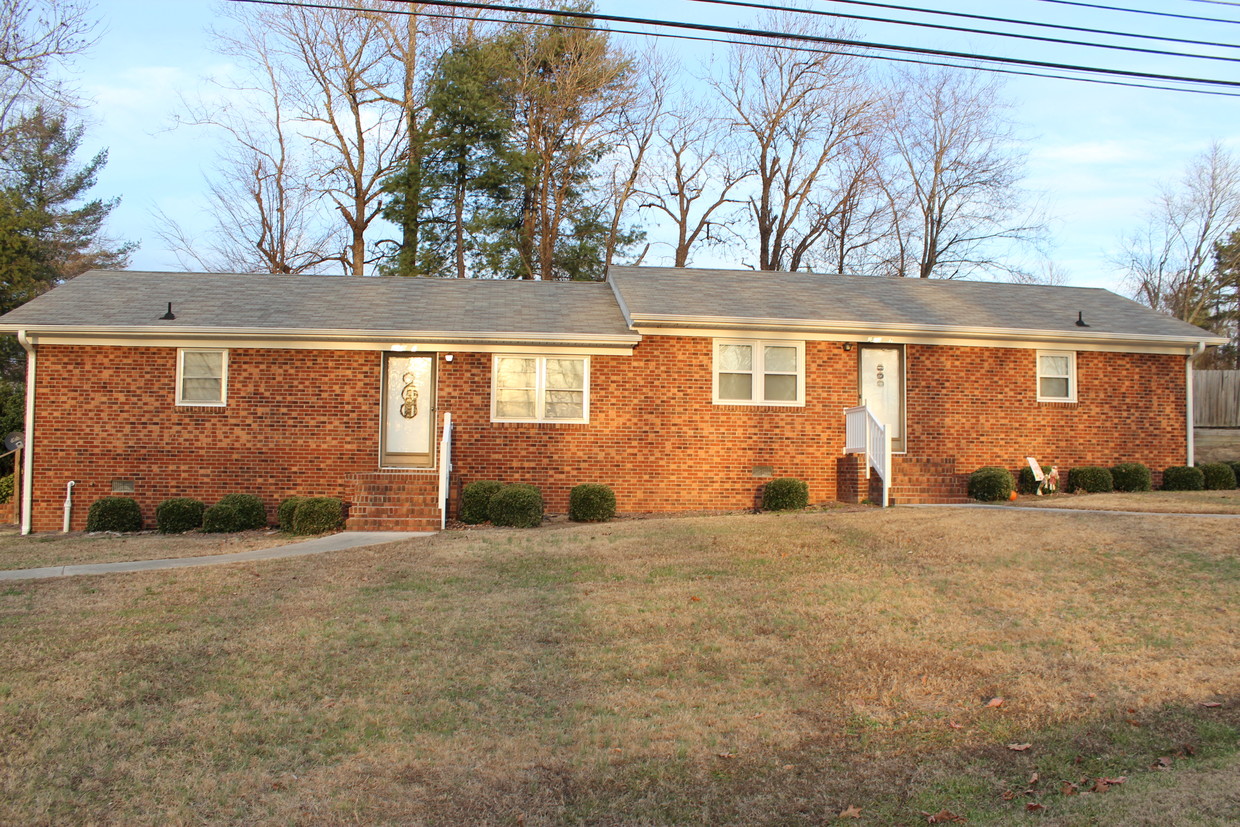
[
  {"left": 0, "top": 324, "right": 642, "bottom": 347},
  {"left": 629, "top": 313, "right": 1227, "bottom": 348}
]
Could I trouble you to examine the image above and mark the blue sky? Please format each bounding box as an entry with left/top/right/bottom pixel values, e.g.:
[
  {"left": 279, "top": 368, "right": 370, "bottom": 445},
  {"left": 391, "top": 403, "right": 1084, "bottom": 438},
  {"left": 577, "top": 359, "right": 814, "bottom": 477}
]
[{"left": 73, "top": 1, "right": 1240, "bottom": 290}]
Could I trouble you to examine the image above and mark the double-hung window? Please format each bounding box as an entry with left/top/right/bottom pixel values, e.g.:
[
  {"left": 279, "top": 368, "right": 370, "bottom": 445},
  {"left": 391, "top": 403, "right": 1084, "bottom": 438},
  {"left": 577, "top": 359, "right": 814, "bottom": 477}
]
[
  {"left": 176, "top": 348, "right": 228, "bottom": 406},
  {"left": 713, "top": 339, "right": 805, "bottom": 406},
  {"left": 1036, "top": 350, "right": 1076, "bottom": 402},
  {"left": 492, "top": 355, "right": 589, "bottom": 423}
]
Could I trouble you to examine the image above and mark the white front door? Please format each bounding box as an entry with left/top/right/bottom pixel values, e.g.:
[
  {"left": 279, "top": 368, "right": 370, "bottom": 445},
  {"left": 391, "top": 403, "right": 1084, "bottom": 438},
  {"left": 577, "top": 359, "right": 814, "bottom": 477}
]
[
  {"left": 859, "top": 346, "right": 904, "bottom": 451},
  {"left": 381, "top": 353, "right": 435, "bottom": 467}
]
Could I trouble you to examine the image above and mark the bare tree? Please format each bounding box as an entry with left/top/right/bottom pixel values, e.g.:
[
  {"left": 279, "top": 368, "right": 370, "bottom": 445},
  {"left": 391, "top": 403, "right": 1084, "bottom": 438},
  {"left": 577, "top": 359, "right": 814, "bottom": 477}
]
[
  {"left": 880, "top": 65, "right": 1039, "bottom": 279},
  {"left": 1119, "top": 143, "right": 1240, "bottom": 329},
  {"left": 158, "top": 41, "right": 336, "bottom": 274},
  {"left": 636, "top": 93, "right": 751, "bottom": 268},
  {"left": 710, "top": 16, "right": 874, "bottom": 272},
  {"left": 0, "top": 0, "right": 96, "bottom": 135}
]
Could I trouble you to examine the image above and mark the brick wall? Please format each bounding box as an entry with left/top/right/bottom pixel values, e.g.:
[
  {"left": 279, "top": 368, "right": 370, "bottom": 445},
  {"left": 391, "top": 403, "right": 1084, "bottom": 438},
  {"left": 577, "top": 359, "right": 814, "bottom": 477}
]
[{"left": 25, "top": 338, "right": 1189, "bottom": 530}]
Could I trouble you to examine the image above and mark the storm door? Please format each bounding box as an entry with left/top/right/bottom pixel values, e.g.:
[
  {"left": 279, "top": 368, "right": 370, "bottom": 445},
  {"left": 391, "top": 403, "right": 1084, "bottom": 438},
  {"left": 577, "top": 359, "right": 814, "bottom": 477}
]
[
  {"left": 381, "top": 353, "right": 435, "bottom": 468},
  {"left": 859, "top": 346, "right": 905, "bottom": 453}
]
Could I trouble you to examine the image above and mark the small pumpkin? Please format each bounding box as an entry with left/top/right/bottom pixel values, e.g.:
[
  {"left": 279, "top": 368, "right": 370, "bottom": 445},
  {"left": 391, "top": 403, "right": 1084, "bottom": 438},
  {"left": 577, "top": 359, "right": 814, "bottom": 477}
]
[{"left": 1008, "top": 490, "right": 1019, "bottom": 502}]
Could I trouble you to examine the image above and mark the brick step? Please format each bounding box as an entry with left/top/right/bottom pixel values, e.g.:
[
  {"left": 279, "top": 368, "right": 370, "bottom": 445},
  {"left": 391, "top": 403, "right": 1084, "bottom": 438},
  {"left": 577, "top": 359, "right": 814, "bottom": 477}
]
[{"left": 346, "top": 515, "right": 440, "bottom": 532}]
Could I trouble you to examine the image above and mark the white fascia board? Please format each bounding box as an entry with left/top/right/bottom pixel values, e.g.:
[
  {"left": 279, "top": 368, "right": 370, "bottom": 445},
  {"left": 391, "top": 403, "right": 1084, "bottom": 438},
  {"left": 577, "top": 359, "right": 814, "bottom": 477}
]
[
  {"left": 4, "top": 325, "right": 640, "bottom": 352},
  {"left": 630, "top": 315, "right": 1227, "bottom": 352}
]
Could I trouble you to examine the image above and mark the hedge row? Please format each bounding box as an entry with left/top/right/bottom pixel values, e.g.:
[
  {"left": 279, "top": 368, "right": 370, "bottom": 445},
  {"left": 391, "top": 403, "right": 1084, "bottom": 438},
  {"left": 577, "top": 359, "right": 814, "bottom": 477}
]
[
  {"left": 970, "top": 458, "right": 1240, "bottom": 501},
  {"left": 458, "top": 481, "right": 624, "bottom": 526},
  {"left": 85, "top": 493, "right": 345, "bottom": 535}
]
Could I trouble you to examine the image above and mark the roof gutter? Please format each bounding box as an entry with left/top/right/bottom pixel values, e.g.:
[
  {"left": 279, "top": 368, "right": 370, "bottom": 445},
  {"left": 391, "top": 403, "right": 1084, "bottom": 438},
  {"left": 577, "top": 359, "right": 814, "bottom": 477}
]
[
  {"left": 628, "top": 313, "right": 1229, "bottom": 349},
  {"left": 17, "top": 331, "right": 34, "bottom": 535},
  {"left": 0, "top": 325, "right": 641, "bottom": 348}
]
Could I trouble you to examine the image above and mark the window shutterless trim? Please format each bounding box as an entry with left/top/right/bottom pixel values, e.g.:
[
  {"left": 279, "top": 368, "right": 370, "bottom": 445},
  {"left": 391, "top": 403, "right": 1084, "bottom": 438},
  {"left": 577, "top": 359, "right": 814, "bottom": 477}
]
[
  {"left": 175, "top": 348, "right": 228, "bottom": 407},
  {"left": 711, "top": 338, "right": 806, "bottom": 407},
  {"left": 490, "top": 354, "right": 590, "bottom": 424},
  {"left": 1036, "top": 349, "right": 1077, "bottom": 403}
]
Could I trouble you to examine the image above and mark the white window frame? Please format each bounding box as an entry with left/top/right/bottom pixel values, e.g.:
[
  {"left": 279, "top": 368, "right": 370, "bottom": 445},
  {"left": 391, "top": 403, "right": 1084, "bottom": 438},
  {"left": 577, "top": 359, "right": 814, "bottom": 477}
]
[
  {"left": 175, "top": 348, "right": 229, "bottom": 407},
  {"left": 1036, "top": 349, "right": 1077, "bottom": 402},
  {"left": 712, "top": 339, "right": 806, "bottom": 407},
  {"left": 490, "top": 354, "right": 590, "bottom": 424}
]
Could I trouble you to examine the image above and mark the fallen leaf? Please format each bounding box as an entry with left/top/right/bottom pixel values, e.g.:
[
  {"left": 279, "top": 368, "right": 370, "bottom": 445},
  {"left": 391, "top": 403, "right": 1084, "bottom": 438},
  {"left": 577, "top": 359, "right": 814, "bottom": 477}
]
[
  {"left": 1028, "top": 772, "right": 1040, "bottom": 785},
  {"left": 947, "top": 720, "right": 963, "bottom": 729},
  {"left": 1001, "top": 790, "right": 1016, "bottom": 801},
  {"left": 1025, "top": 803, "right": 1044, "bottom": 812},
  {"left": 782, "top": 764, "right": 794, "bottom": 770},
  {"left": 716, "top": 752, "right": 737, "bottom": 759},
  {"left": 1125, "top": 719, "right": 1143, "bottom": 727},
  {"left": 925, "top": 809, "right": 966, "bottom": 824},
  {"left": 838, "top": 805, "right": 863, "bottom": 819},
  {"left": 689, "top": 596, "right": 702, "bottom": 602},
  {"left": 1199, "top": 701, "right": 1223, "bottom": 708},
  {"left": 986, "top": 697, "right": 1005, "bottom": 708},
  {"left": 1007, "top": 743, "right": 1032, "bottom": 751},
  {"left": 1061, "top": 782, "right": 1078, "bottom": 796},
  {"left": 1154, "top": 756, "right": 1173, "bottom": 770},
  {"left": 1102, "top": 777, "right": 1127, "bottom": 786},
  {"left": 751, "top": 712, "right": 764, "bottom": 719},
  {"left": 1183, "top": 744, "right": 1197, "bottom": 756}
]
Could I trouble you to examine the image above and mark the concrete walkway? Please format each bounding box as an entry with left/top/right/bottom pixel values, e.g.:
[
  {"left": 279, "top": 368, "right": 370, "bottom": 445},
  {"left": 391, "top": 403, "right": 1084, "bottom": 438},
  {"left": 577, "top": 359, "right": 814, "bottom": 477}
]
[
  {"left": 0, "top": 531, "right": 432, "bottom": 582},
  {"left": 905, "top": 503, "right": 1240, "bottom": 518}
]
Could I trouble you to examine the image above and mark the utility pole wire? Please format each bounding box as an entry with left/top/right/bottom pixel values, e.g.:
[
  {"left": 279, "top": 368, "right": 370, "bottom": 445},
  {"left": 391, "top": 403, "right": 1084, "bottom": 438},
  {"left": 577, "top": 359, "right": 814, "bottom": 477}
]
[
  {"left": 1021, "top": 0, "right": 1240, "bottom": 27},
  {"left": 684, "top": 0, "right": 1240, "bottom": 64}
]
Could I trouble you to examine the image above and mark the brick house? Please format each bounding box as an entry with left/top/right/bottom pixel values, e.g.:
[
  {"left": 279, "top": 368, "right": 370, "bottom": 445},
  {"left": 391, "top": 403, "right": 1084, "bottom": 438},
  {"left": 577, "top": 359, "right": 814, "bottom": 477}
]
[{"left": 0, "top": 266, "right": 1224, "bottom": 533}]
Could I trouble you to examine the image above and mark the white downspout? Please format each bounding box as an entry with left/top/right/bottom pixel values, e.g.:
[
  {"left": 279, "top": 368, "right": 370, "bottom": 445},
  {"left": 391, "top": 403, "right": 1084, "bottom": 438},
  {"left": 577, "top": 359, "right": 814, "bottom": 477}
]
[
  {"left": 1187, "top": 343, "right": 1205, "bottom": 466},
  {"left": 62, "top": 481, "right": 76, "bottom": 533},
  {"left": 18, "top": 331, "right": 35, "bottom": 535}
]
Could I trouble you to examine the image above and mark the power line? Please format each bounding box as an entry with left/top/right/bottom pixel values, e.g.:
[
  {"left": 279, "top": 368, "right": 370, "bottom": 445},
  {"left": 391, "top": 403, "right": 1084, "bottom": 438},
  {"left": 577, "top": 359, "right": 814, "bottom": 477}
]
[
  {"left": 223, "top": 0, "right": 1240, "bottom": 97},
  {"left": 1022, "top": 0, "right": 1240, "bottom": 27},
  {"left": 683, "top": 0, "right": 1240, "bottom": 64},
  {"left": 387, "top": 0, "right": 1240, "bottom": 89},
  {"left": 811, "top": 0, "right": 1240, "bottom": 51}
]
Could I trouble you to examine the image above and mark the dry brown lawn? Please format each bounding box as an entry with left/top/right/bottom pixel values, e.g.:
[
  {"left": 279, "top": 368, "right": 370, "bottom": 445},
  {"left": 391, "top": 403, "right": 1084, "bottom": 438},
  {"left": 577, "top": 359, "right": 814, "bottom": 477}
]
[
  {"left": 1, "top": 507, "right": 1237, "bottom": 825},
  {"left": 0, "top": 528, "right": 295, "bottom": 570},
  {"left": 1014, "top": 489, "right": 1240, "bottom": 514}
]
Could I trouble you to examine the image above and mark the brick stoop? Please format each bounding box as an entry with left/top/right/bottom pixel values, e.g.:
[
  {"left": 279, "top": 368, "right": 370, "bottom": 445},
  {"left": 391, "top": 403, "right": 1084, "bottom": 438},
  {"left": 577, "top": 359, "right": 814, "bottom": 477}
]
[
  {"left": 346, "top": 471, "right": 442, "bottom": 532},
  {"left": 888, "top": 457, "right": 972, "bottom": 505}
]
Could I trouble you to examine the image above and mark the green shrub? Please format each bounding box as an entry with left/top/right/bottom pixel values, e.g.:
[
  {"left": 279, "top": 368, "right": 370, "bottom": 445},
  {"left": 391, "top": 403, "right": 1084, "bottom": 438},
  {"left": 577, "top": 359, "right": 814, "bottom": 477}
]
[
  {"left": 277, "top": 497, "right": 305, "bottom": 532},
  {"left": 1162, "top": 466, "right": 1204, "bottom": 491},
  {"left": 569, "top": 483, "right": 616, "bottom": 522},
  {"left": 0, "top": 473, "right": 12, "bottom": 504},
  {"left": 488, "top": 483, "right": 544, "bottom": 528},
  {"left": 1198, "top": 462, "right": 1237, "bottom": 490},
  {"left": 214, "top": 493, "right": 267, "bottom": 530},
  {"left": 292, "top": 497, "right": 345, "bottom": 535},
  {"left": 1111, "top": 462, "right": 1152, "bottom": 493},
  {"left": 202, "top": 503, "right": 243, "bottom": 533},
  {"left": 85, "top": 496, "right": 142, "bottom": 532},
  {"left": 1228, "top": 461, "right": 1240, "bottom": 484},
  {"left": 762, "top": 477, "right": 809, "bottom": 511},
  {"left": 460, "top": 480, "right": 504, "bottom": 524},
  {"left": 155, "top": 497, "right": 205, "bottom": 533},
  {"left": 1067, "top": 466, "right": 1114, "bottom": 494},
  {"left": 967, "top": 466, "right": 1014, "bottom": 502}
]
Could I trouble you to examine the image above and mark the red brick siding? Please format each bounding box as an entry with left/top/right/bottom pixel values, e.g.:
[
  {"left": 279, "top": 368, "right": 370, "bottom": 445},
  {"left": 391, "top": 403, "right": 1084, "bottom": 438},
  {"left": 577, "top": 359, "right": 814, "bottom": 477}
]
[
  {"left": 903, "top": 345, "right": 1187, "bottom": 481},
  {"left": 25, "top": 338, "right": 1188, "bottom": 530},
  {"left": 30, "top": 346, "right": 382, "bottom": 532}
]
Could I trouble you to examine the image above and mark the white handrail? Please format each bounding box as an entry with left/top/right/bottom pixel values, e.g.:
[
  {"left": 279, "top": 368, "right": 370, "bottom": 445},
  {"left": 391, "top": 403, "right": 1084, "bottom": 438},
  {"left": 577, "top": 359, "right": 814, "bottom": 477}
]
[
  {"left": 843, "top": 405, "right": 891, "bottom": 507},
  {"left": 437, "top": 412, "right": 453, "bottom": 530}
]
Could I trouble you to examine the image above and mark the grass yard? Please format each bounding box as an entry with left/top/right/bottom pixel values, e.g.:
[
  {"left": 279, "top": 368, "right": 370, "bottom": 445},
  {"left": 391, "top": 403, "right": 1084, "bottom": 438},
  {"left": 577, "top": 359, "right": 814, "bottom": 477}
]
[
  {"left": 0, "top": 528, "right": 295, "bottom": 571},
  {"left": 1, "top": 507, "right": 1237, "bottom": 825},
  {"left": 1014, "top": 489, "right": 1240, "bottom": 514}
]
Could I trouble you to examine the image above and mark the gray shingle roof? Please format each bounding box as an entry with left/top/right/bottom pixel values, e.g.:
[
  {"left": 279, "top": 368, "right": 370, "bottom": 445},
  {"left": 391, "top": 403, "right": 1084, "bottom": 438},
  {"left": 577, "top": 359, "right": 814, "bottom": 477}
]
[
  {"left": 0, "top": 270, "right": 637, "bottom": 343},
  {"left": 608, "top": 266, "right": 1224, "bottom": 344}
]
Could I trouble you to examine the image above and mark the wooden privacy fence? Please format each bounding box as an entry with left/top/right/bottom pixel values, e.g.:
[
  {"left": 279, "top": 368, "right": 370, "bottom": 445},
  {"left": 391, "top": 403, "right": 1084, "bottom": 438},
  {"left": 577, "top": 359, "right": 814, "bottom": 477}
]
[{"left": 1194, "top": 371, "right": 1240, "bottom": 427}]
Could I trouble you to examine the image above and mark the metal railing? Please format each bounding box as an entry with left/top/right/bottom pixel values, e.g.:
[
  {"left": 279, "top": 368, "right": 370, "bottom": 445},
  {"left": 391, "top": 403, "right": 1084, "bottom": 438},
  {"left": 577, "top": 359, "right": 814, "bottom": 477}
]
[
  {"left": 843, "top": 405, "right": 891, "bottom": 507},
  {"left": 437, "top": 412, "right": 453, "bottom": 530}
]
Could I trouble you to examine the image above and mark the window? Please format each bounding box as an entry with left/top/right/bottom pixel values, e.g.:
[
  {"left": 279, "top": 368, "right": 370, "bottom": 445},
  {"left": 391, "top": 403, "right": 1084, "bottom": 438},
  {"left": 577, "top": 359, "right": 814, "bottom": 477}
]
[
  {"left": 176, "top": 349, "right": 228, "bottom": 406},
  {"left": 713, "top": 339, "right": 805, "bottom": 406},
  {"left": 1036, "top": 350, "right": 1076, "bottom": 402},
  {"left": 492, "top": 355, "right": 589, "bottom": 422}
]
